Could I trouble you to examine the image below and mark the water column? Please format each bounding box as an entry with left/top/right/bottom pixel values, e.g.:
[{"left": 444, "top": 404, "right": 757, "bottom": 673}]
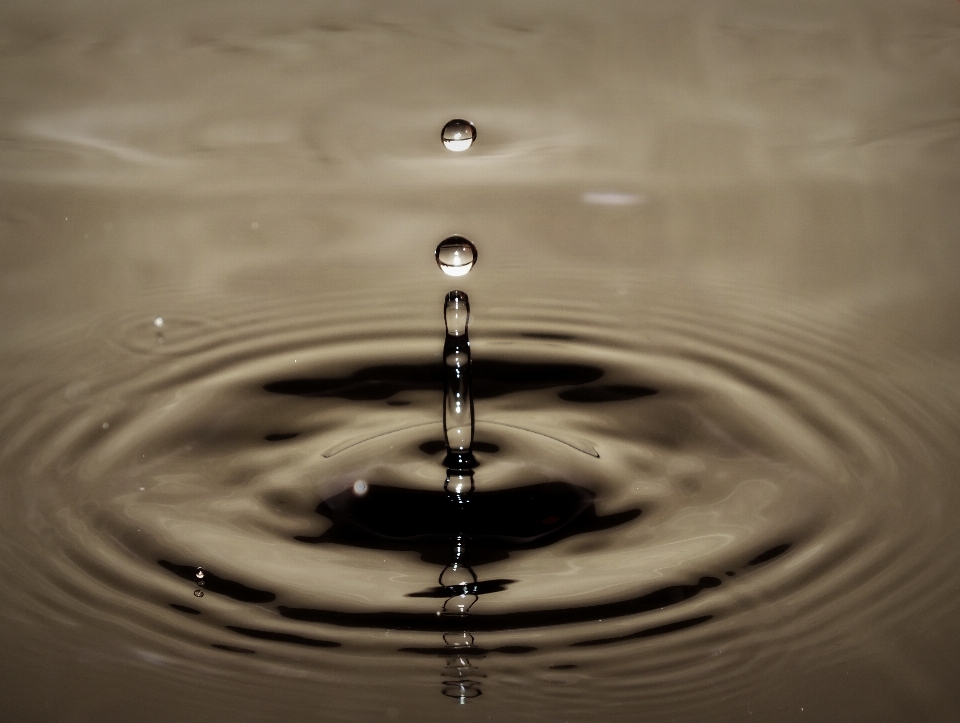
[
  {"left": 438, "top": 290, "right": 482, "bottom": 702},
  {"left": 442, "top": 290, "right": 476, "bottom": 472},
  {"left": 436, "top": 123, "right": 482, "bottom": 703},
  {"left": 435, "top": 244, "right": 481, "bottom": 623}
]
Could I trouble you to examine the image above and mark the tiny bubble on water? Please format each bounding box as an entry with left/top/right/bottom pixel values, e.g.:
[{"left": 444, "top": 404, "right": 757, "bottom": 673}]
[
  {"left": 194, "top": 590, "right": 204, "bottom": 597},
  {"left": 153, "top": 317, "right": 164, "bottom": 328},
  {"left": 441, "top": 119, "right": 476, "bottom": 152},
  {"left": 436, "top": 236, "right": 477, "bottom": 277}
]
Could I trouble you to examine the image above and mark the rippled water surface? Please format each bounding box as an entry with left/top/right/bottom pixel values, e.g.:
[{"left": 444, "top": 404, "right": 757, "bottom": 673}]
[{"left": 2, "top": 1, "right": 960, "bottom": 721}]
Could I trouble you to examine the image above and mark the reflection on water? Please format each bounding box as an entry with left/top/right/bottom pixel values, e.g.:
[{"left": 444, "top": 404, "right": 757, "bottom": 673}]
[{"left": 1, "top": 0, "right": 960, "bottom": 721}]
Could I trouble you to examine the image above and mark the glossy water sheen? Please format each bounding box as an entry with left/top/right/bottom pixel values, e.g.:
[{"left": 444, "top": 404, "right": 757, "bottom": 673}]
[{"left": 1, "top": 1, "right": 959, "bottom": 722}]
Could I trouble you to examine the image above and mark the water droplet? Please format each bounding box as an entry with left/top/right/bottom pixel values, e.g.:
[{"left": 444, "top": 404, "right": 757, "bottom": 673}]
[
  {"left": 193, "top": 590, "right": 204, "bottom": 597},
  {"left": 353, "top": 480, "right": 368, "bottom": 496},
  {"left": 441, "top": 119, "right": 476, "bottom": 151},
  {"left": 436, "top": 237, "right": 477, "bottom": 277},
  {"left": 101, "top": 422, "right": 109, "bottom": 430},
  {"left": 153, "top": 317, "right": 164, "bottom": 328},
  {"left": 195, "top": 568, "right": 205, "bottom": 580}
]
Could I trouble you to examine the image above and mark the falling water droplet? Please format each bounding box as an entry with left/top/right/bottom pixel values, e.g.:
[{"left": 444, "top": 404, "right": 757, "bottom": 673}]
[
  {"left": 195, "top": 568, "right": 205, "bottom": 580},
  {"left": 194, "top": 590, "right": 204, "bottom": 597},
  {"left": 153, "top": 317, "right": 164, "bottom": 328},
  {"left": 441, "top": 119, "right": 476, "bottom": 151},
  {"left": 353, "top": 480, "right": 368, "bottom": 496},
  {"left": 436, "top": 237, "right": 477, "bottom": 277}
]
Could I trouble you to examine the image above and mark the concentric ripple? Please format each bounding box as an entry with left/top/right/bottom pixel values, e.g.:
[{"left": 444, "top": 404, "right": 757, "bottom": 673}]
[{"left": 1, "top": 274, "right": 957, "bottom": 712}]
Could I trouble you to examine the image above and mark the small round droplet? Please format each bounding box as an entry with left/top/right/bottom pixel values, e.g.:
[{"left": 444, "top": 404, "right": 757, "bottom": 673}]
[
  {"left": 436, "top": 236, "right": 477, "bottom": 277},
  {"left": 153, "top": 317, "right": 164, "bottom": 328},
  {"left": 195, "top": 568, "right": 205, "bottom": 580},
  {"left": 353, "top": 480, "right": 368, "bottom": 496},
  {"left": 194, "top": 589, "right": 204, "bottom": 597},
  {"left": 441, "top": 119, "right": 476, "bottom": 152},
  {"left": 101, "top": 422, "right": 110, "bottom": 430}
]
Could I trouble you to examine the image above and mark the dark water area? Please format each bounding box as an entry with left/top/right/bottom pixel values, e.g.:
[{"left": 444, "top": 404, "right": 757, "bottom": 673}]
[
  {"left": 297, "top": 481, "right": 641, "bottom": 562},
  {"left": 1, "top": 0, "right": 960, "bottom": 721},
  {"left": 264, "top": 359, "right": 657, "bottom": 403}
]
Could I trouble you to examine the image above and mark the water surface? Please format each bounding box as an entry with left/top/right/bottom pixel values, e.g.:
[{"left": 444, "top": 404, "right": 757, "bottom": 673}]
[{"left": 1, "top": 1, "right": 959, "bottom": 721}]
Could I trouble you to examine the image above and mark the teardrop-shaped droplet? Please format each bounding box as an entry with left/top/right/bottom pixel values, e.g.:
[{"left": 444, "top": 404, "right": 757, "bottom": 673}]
[
  {"left": 440, "top": 562, "right": 477, "bottom": 588},
  {"left": 436, "top": 236, "right": 477, "bottom": 277},
  {"left": 441, "top": 119, "right": 476, "bottom": 151}
]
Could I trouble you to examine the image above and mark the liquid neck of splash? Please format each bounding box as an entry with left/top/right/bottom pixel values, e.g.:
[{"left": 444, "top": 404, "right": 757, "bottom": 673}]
[
  {"left": 442, "top": 290, "right": 476, "bottom": 471},
  {"left": 440, "top": 290, "right": 480, "bottom": 691}
]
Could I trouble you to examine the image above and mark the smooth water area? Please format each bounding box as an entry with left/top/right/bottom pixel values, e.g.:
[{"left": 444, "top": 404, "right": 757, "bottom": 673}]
[{"left": 1, "top": 1, "right": 959, "bottom": 721}]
